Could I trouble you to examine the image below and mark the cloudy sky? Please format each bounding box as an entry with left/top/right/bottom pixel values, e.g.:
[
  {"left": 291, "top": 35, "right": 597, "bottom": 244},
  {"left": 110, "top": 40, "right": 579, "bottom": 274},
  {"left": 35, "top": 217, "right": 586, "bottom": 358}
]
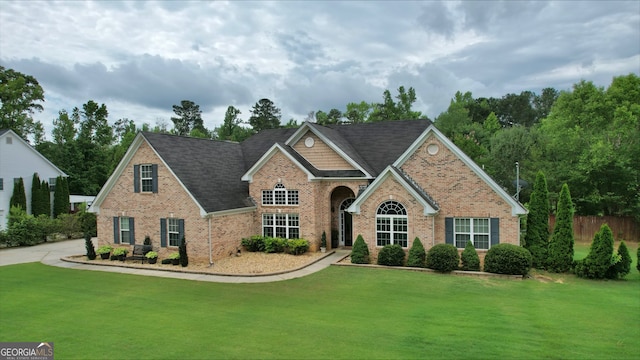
[{"left": 1, "top": 0, "right": 638, "bottom": 138}]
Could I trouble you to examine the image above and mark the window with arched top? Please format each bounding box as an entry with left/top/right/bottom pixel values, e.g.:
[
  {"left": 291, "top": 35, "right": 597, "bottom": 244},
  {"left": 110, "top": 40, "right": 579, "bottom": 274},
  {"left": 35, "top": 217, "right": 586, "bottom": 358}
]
[
  {"left": 376, "top": 201, "right": 408, "bottom": 247},
  {"left": 262, "top": 183, "right": 299, "bottom": 205}
]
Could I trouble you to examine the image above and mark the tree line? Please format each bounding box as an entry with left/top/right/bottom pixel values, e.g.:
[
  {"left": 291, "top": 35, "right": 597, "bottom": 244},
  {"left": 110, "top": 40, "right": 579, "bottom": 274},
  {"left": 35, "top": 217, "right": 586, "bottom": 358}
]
[{"left": 1, "top": 66, "right": 638, "bottom": 218}]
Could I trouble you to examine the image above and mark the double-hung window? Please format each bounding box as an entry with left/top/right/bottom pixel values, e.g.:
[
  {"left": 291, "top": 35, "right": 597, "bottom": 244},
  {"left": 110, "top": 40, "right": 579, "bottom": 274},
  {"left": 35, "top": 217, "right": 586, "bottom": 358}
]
[
  {"left": 140, "top": 165, "right": 153, "bottom": 192},
  {"left": 262, "top": 214, "right": 300, "bottom": 239},
  {"left": 262, "top": 183, "right": 299, "bottom": 205},
  {"left": 113, "top": 216, "right": 135, "bottom": 244},
  {"left": 134, "top": 164, "right": 158, "bottom": 193},
  {"left": 168, "top": 218, "right": 181, "bottom": 247},
  {"left": 454, "top": 218, "right": 490, "bottom": 249},
  {"left": 376, "top": 201, "right": 408, "bottom": 247},
  {"left": 160, "top": 218, "right": 185, "bottom": 247}
]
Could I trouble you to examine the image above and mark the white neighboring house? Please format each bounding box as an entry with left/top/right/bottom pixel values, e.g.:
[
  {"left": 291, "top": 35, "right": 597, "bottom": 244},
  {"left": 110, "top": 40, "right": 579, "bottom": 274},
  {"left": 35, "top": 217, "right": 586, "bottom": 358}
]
[{"left": 0, "top": 129, "right": 67, "bottom": 230}]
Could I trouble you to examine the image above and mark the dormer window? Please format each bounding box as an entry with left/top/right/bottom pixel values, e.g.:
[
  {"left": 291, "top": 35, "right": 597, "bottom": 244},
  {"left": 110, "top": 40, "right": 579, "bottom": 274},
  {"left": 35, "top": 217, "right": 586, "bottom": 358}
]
[{"left": 262, "top": 183, "right": 299, "bottom": 205}]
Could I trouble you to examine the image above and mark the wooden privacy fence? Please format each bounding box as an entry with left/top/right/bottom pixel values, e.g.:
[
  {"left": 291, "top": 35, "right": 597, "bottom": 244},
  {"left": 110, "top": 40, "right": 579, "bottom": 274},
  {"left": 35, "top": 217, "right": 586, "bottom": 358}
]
[{"left": 549, "top": 215, "right": 639, "bottom": 242}]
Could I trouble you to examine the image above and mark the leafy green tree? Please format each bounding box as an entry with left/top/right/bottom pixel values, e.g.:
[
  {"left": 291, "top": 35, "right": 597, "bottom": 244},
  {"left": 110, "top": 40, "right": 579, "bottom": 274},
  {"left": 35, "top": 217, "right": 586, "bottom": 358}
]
[
  {"left": 434, "top": 91, "right": 474, "bottom": 139},
  {"left": 575, "top": 224, "right": 614, "bottom": 279},
  {"left": 487, "top": 126, "right": 537, "bottom": 199},
  {"left": 524, "top": 171, "right": 550, "bottom": 268},
  {"left": 10, "top": 177, "right": 26, "bottom": 212},
  {"left": 369, "top": 86, "right": 422, "bottom": 122},
  {"left": 249, "top": 98, "right": 281, "bottom": 132},
  {"left": 548, "top": 184, "right": 575, "bottom": 272},
  {"left": 171, "top": 100, "right": 206, "bottom": 136},
  {"left": 214, "top": 106, "right": 252, "bottom": 142},
  {"left": 351, "top": 234, "right": 369, "bottom": 264},
  {"left": 461, "top": 240, "right": 480, "bottom": 271},
  {"left": 482, "top": 112, "right": 501, "bottom": 137},
  {"left": 0, "top": 66, "right": 45, "bottom": 141},
  {"left": 344, "top": 101, "right": 373, "bottom": 124},
  {"left": 406, "top": 237, "right": 426, "bottom": 268}
]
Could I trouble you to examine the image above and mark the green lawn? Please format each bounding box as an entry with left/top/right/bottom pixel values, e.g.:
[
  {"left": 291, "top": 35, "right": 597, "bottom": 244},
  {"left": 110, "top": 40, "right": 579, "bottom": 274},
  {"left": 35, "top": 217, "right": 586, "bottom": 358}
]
[{"left": 1, "top": 244, "right": 638, "bottom": 359}]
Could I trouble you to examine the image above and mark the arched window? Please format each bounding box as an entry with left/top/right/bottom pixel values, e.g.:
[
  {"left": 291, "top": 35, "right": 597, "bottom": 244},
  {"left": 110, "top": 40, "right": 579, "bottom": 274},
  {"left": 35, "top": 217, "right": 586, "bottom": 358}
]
[
  {"left": 262, "top": 183, "right": 299, "bottom": 205},
  {"left": 376, "top": 201, "right": 408, "bottom": 247}
]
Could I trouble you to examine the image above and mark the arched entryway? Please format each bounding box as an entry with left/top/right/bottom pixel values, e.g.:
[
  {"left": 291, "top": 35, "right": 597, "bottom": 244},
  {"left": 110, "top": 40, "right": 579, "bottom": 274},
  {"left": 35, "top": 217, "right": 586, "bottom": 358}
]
[{"left": 330, "top": 186, "right": 356, "bottom": 248}]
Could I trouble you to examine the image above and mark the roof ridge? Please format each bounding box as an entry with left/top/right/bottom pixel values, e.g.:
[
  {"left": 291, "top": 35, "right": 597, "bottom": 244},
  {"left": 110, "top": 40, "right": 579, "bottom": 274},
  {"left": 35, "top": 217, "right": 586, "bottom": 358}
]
[{"left": 393, "top": 166, "right": 440, "bottom": 210}]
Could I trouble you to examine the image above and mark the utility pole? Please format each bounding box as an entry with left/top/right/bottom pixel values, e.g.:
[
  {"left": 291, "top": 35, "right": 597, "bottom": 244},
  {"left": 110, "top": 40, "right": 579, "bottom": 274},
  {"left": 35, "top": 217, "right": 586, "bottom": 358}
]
[{"left": 515, "top": 161, "right": 520, "bottom": 201}]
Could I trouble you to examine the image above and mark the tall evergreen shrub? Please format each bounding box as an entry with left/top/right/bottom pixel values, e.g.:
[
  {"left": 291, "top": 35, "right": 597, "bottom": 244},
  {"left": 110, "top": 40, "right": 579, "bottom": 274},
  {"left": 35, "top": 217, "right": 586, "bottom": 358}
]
[
  {"left": 406, "top": 237, "right": 426, "bottom": 268},
  {"left": 53, "top": 176, "right": 69, "bottom": 218},
  {"left": 606, "top": 241, "right": 632, "bottom": 279},
  {"left": 461, "top": 240, "right": 480, "bottom": 271},
  {"left": 85, "top": 233, "right": 96, "bottom": 260},
  {"left": 575, "top": 224, "right": 614, "bottom": 279},
  {"left": 548, "top": 183, "right": 575, "bottom": 272},
  {"left": 31, "top": 173, "right": 45, "bottom": 216},
  {"left": 524, "top": 171, "right": 550, "bottom": 268},
  {"left": 10, "top": 177, "right": 27, "bottom": 211},
  {"left": 179, "top": 236, "right": 188, "bottom": 267},
  {"left": 351, "top": 234, "right": 369, "bottom": 264},
  {"left": 41, "top": 180, "right": 51, "bottom": 217}
]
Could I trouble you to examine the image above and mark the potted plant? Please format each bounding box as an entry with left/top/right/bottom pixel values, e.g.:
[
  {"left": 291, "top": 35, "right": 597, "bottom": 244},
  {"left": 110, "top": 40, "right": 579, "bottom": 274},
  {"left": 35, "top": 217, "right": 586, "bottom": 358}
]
[
  {"left": 145, "top": 251, "right": 158, "bottom": 264},
  {"left": 113, "top": 247, "right": 129, "bottom": 261},
  {"left": 168, "top": 252, "right": 180, "bottom": 265},
  {"left": 96, "top": 245, "right": 113, "bottom": 260},
  {"left": 320, "top": 231, "right": 327, "bottom": 253}
]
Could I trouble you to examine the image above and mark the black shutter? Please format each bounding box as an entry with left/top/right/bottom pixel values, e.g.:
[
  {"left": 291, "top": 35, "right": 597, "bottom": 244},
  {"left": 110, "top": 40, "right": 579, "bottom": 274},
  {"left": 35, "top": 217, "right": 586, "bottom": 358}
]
[
  {"left": 152, "top": 164, "right": 158, "bottom": 193},
  {"left": 113, "top": 217, "right": 120, "bottom": 244},
  {"left": 133, "top": 165, "right": 140, "bottom": 193},
  {"left": 178, "top": 219, "right": 185, "bottom": 244},
  {"left": 445, "top": 217, "right": 453, "bottom": 245},
  {"left": 490, "top": 218, "right": 500, "bottom": 247},
  {"left": 129, "top": 217, "right": 135, "bottom": 244},
  {"left": 160, "top": 218, "right": 167, "bottom": 247}
]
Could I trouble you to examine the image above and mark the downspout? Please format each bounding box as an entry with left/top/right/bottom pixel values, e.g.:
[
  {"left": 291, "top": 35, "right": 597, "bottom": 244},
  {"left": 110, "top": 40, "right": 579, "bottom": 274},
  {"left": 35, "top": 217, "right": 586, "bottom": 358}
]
[
  {"left": 432, "top": 216, "right": 435, "bottom": 247},
  {"left": 208, "top": 215, "right": 213, "bottom": 267}
]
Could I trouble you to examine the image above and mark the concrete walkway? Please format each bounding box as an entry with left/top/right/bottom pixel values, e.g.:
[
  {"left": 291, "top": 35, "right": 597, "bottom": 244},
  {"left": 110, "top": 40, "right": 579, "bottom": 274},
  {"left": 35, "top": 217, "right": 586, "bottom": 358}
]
[{"left": 0, "top": 238, "right": 350, "bottom": 283}]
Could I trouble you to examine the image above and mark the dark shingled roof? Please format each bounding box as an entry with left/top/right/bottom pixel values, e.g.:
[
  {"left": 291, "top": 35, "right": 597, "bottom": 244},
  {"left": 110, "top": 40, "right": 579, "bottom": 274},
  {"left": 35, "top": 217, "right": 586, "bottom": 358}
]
[
  {"left": 392, "top": 166, "right": 440, "bottom": 211},
  {"left": 142, "top": 120, "right": 433, "bottom": 213},
  {"left": 0, "top": 129, "right": 9, "bottom": 136},
  {"left": 142, "top": 132, "right": 253, "bottom": 213}
]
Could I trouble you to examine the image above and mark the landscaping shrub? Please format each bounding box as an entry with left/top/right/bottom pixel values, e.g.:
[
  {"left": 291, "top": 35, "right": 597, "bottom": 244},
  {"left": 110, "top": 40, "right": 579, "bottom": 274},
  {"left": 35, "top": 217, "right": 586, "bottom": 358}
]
[
  {"left": 575, "top": 224, "right": 614, "bottom": 279},
  {"left": 79, "top": 210, "right": 97, "bottom": 237},
  {"left": 351, "top": 234, "right": 369, "bottom": 264},
  {"left": 57, "top": 213, "right": 81, "bottom": 239},
  {"left": 406, "top": 237, "right": 426, "bottom": 268},
  {"left": 377, "top": 244, "right": 406, "bottom": 266},
  {"left": 287, "top": 239, "right": 309, "bottom": 255},
  {"left": 5, "top": 208, "right": 57, "bottom": 246},
  {"left": 264, "top": 237, "right": 287, "bottom": 253},
  {"left": 85, "top": 233, "right": 96, "bottom": 260},
  {"left": 524, "top": 171, "right": 550, "bottom": 269},
  {"left": 241, "top": 235, "right": 266, "bottom": 252},
  {"left": 483, "top": 244, "right": 532, "bottom": 276},
  {"left": 461, "top": 241, "right": 480, "bottom": 271},
  {"left": 161, "top": 258, "right": 172, "bottom": 265},
  {"left": 426, "top": 244, "right": 459, "bottom": 272},
  {"left": 637, "top": 246, "right": 640, "bottom": 273},
  {"left": 179, "top": 236, "right": 188, "bottom": 267},
  {"left": 547, "top": 183, "right": 574, "bottom": 273},
  {"left": 605, "top": 241, "right": 632, "bottom": 279}
]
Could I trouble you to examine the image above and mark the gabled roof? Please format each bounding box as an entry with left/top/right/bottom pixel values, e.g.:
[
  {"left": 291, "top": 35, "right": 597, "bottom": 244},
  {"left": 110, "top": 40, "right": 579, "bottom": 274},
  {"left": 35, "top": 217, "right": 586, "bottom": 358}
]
[
  {"left": 91, "top": 132, "right": 254, "bottom": 216},
  {"left": 0, "top": 129, "right": 67, "bottom": 177},
  {"left": 347, "top": 166, "right": 440, "bottom": 216}
]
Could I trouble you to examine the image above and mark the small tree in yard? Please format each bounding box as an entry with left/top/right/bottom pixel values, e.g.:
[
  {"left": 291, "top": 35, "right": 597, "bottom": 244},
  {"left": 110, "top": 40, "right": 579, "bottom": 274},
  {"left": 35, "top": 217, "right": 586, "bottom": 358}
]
[
  {"left": 575, "top": 224, "right": 614, "bottom": 279},
  {"left": 547, "top": 183, "right": 575, "bottom": 273},
  {"left": 606, "top": 241, "right": 632, "bottom": 279},
  {"left": 10, "top": 177, "right": 27, "bottom": 211},
  {"left": 461, "top": 240, "right": 480, "bottom": 271},
  {"left": 407, "top": 237, "right": 426, "bottom": 268},
  {"left": 351, "top": 234, "right": 369, "bottom": 264},
  {"left": 179, "top": 236, "right": 188, "bottom": 267},
  {"left": 524, "top": 171, "right": 550, "bottom": 269},
  {"left": 85, "top": 233, "right": 96, "bottom": 260}
]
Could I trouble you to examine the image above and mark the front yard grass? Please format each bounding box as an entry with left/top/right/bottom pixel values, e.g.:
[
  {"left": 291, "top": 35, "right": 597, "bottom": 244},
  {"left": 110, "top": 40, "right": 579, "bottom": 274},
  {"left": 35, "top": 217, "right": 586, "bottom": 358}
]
[{"left": 0, "top": 243, "right": 638, "bottom": 359}]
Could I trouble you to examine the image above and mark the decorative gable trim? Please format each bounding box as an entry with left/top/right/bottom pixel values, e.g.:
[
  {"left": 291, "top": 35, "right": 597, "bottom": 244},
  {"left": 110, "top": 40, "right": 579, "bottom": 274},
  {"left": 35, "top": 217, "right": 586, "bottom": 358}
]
[
  {"left": 241, "top": 143, "right": 316, "bottom": 183},
  {"left": 393, "top": 125, "right": 527, "bottom": 216},
  {"left": 90, "top": 133, "right": 209, "bottom": 216},
  {"left": 347, "top": 166, "right": 439, "bottom": 216},
  {"left": 284, "top": 122, "right": 373, "bottom": 178},
  {"left": 0, "top": 129, "right": 67, "bottom": 177}
]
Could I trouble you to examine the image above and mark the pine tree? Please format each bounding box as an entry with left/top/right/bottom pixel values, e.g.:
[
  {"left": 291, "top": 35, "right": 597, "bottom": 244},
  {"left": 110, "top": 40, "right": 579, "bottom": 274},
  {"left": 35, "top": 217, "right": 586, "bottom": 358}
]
[
  {"left": 575, "top": 224, "right": 614, "bottom": 279},
  {"left": 41, "top": 180, "right": 51, "bottom": 218},
  {"left": 179, "top": 236, "right": 188, "bottom": 267},
  {"left": 10, "top": 177, "right": 27, "bottom": 212},
  {"left": 606, "top": 241, "right": 632, "bottom": 279},
  {"left": 31, "top": 173, "right": 43, "bottom": 216},
  {"left": 524, "top": 171, "right": 550, "bottom": 268},
  {"left": 351, "top": 234, "right": 369, "bottom": 264},
  {"left": 53, "top": 176, "right": 69, "bottom": 218},
  {"left": 407, "top": 237, "right": 426, "bottom": 267},
  {"left": 85, "top": 232, "right": 96, "bottom": 260},
  {"left": 548, "top": 183, "right": 575, "bottom": 272}
]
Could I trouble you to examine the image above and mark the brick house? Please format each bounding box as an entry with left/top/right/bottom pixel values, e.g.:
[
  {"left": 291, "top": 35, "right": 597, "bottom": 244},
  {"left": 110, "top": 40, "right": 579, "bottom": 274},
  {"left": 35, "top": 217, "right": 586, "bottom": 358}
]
[{"left": 90, "top": 119, "right": 526, "bottom": 264}]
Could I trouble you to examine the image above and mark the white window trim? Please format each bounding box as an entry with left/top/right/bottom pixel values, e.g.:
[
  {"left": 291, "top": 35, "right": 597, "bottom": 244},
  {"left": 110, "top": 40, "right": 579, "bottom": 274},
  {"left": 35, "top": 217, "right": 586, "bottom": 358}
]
[
  {"left": 454, "top": 218, "right": 490, "bottom": 250},
  {"left": 120, "top": 217, "right": 130, "bottom": 245},
  {"left": 140, "top": 164, "right": 153, "bottom": 193},
  {"left": 262, "top": 184, "right": 299, "bottom": 206},
  {"left": 168, "top": 218, "right": 180, "bottom": 247},
  {"left": 376, "top": 201, "right": 408, "bottom": 248},
  {"left": 262, "top": 213, "right": 300, "bottom": 239}
]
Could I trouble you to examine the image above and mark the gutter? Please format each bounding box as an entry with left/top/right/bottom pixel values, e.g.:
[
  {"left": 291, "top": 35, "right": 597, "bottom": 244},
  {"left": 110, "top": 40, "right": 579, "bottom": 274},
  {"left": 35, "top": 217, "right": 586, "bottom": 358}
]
[{"left": 208, "top": 216, "right": 213, "bottom": 266}]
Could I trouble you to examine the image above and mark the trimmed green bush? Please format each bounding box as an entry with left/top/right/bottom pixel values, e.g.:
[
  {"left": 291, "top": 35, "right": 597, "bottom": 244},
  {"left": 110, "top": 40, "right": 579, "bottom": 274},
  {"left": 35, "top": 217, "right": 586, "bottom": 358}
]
[
  {"left": 377, "top": 244, "right": 406, "bottom": 266},
  {"left": 406, "top": 237, "right": 426, "bottom": 268},
  {"left": 161, "top": 258, "right": 172, "bottom": 264},
  {"left": 547, "top": 183, "right": 574, "bottom": 273},
  {"left": 85, "top": 233, "right": 96, "bottom": 260},
  {"left": 605, "top": 241, "right": 632, "bottom": 279},
  {"left": 241, "top": 235, "right": 266, "bottom": 252},
  {"left": 461, "top": 241, "right": 480, "bottom": 271},
  {"left": 483, "top": 244, "right": 532, "bottom": 276},
  {"left": 264, "top": 237, "right": 287, "bottom": 253},
  {"left": 575, "top": 224, "right": 614, "bottom": 279},
  {"left": 179, "top": 236, "right": 188, "bottom": 267},
  {"left": 287, "top": 239, "right": 309, "bottom": 255},
  {"left": 426, "top": 244, "right": 459, "bottom": 272},
  {"left": 351, "top": 234, "right": 369, "bottom": 264},
  {"left": 10, "top": 177, "right": 27, "bottom": 212}
]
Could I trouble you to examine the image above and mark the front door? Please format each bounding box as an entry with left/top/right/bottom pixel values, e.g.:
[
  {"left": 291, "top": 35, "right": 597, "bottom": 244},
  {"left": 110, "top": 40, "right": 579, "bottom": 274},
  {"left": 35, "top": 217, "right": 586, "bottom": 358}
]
[{"left": 340, "top": 198, "right": 355, "bottom": 246}]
